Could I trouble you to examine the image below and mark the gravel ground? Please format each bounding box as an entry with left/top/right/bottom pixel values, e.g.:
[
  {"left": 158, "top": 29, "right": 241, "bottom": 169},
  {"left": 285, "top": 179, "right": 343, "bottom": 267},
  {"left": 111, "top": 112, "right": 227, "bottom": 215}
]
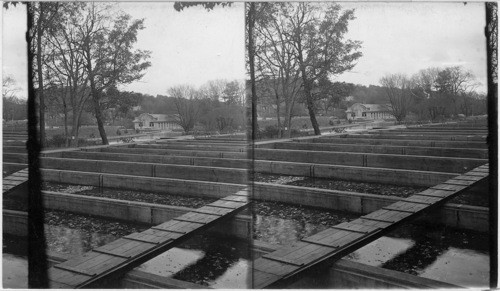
[
  {"left": 42, "top": 182, "right": 217, "bottom": 208},
  {"left": 254, "top": 173, "right": 425, "bottom": 197}
]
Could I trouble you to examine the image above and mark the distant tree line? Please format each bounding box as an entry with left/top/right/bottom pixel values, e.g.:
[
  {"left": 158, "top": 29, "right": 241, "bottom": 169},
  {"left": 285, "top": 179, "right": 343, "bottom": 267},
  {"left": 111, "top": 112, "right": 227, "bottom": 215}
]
[
  {"left": 380, "top": 66, "right": 486, "bottom": 124},
  {"left": 2, "top": 76, "right": 27, "bottom": 121},
  {"left": 162, "top": 79, "right": 246, "bottom": 134}
]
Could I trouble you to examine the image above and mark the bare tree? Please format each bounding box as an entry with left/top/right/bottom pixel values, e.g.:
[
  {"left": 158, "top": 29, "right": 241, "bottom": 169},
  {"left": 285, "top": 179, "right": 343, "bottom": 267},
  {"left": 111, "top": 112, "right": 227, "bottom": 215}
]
[
  {"left": 412, "top": 67, "right": 440, "bottom": 96},
  {"left": 78, "top": 3, "right": 151, "bottom": 145},
  {"left": 254, "top": 3, "right": 302, "bottom": 138},
  {"left": 2, "top": 76, "right": 21, "bottom": 99},
  {"left": 206, "top": 79, "right": 228, "bottom": 102},
  {"left": 2, "top": 76, "right": 25, "bottom": 122},
  {"left": 435, "top": 66, "right": 479, "bottom": 115},
  {"left": 380, "top": 73, "right": 415, "bottom": 123},
  {"left": 168, "top": 85, "right": 201, "bottom": 134},
  {"left": 43, "top": 4, "right": 91, "bottom": 146},
  {"left": 286, "top": 3, "right": 362, "bottom": 135}
]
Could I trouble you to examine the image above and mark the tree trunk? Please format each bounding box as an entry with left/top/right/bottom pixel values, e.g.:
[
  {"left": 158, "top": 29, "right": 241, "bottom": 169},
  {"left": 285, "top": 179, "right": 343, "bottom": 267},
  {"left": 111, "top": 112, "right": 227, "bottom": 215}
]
[
  {"left": 86, "top": 55, "right": 109, "bottom": 145},
  {"left": 90, "top": 89, "right": 108, "bottom": 144},
  {"left": 27, "top": 4, "right": 49, "bottom": 287},
  {"left": 304, "top": 94, "right": 320, "bottom": 135},
  {"left": 296, "top": 39, "right": 321, "bottom": 135},
  {"left": 248, "top": 3, "right": 259, "bottom": 140},
  {"left": 36, "top": 6, "right": 46, "bottom": 146},
  {"left": 285, "top": 111, "right": 293, "bottom": 138},
  {"left": 63, "top": 102, "right": 69, "bottom": 147},
  {"left": 275, "top": 90, "right": 282, "bottom": 138}
]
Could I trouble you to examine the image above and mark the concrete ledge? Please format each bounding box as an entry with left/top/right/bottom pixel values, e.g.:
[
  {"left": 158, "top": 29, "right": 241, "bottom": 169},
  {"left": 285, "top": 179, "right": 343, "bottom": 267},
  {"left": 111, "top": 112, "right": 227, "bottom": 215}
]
[
  {"left": 3, "top": 153, "right": 28, "bottom": 163},
  {"left": 312, "top": 136, "right": 487, "bottom": 149},
  {"left": 40, "top": 157, "right": 248, "bottom": 184},
  {"left": 94, "top": 146, "right": 247, "bottom": 159},
  {"left": 3, "top": 146, "right": 26, "bottom": 153},
  {"left": 133, "top": 143, "right": 246, "bottom": 152},
  {"left": 51, "top": 151, "right": 454, "bottom": 186},
  {"left": 342, "top": 132, "right": 486, "bottom": 142},
  {"left": 267, "top": 141, "right": 488, "bottom": 159},
  {"left": 253, "top": 148, "right": 486, "bottom": 173},
  {"left": 59, "top": 151, "right": 252, "bottom": 169},
  {"left": 40, "top": 168, "right": 244, "bottom": 199}
]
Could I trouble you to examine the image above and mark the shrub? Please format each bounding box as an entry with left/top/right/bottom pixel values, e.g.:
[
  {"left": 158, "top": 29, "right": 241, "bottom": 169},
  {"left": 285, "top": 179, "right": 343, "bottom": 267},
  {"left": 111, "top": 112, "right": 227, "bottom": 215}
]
[
  {"left": 46, "top": 134, "right": 67, "bottom": 148},
  {"left": 260, "top": 125, "right": 279, "bottom": 139}
]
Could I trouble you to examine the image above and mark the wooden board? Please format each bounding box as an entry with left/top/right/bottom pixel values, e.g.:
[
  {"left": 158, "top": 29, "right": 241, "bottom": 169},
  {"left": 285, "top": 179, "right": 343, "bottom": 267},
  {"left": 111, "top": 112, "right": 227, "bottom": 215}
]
[
  {"left": 453, "top": 175, "right": 484, "bottom": 181},
  {"left": 444, "top": 179, "right": 476, "bottom": 186},
  {"left": 417, "top": 188, "right": 453, "bottom": 198},
  {"left": 220, "top": 195, "right": 248, "bottom": 202},
  {"left": 403, "top": 195, "right": 442, "bottom": 205},
  {"left": 382, "top": 201, "right": 428, "bottom": 213},
  {"left": 208, "top": 200, "right": 247, "bottom": 209},
  {"left": 431, "top": 184, "right": 467, "bottom": 191},
  {"left": 2, "top": 168, "right": 28, "bottom": 194},
  {"left": 253, "top": 258, "right": 300, "bottom": 276}
]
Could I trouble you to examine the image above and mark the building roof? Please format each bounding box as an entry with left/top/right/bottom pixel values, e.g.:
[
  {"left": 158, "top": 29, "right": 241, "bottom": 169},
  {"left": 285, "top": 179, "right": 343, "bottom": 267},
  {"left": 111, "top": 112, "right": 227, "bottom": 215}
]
[
  {"left": 346, "top": 103, "right": 391, "bottom": 113},
  {"left": 133, "top": 113, "right": 178, "bottom": 123}
]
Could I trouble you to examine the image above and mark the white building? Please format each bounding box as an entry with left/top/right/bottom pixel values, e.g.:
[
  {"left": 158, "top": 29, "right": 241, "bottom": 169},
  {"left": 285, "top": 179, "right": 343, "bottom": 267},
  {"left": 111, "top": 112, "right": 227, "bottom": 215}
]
[
  {"left": 132, "top": 113, "right": 181, "bottom": 131},
  {"left": 345, "top": 103, "right": 394, "bottom": 121}
]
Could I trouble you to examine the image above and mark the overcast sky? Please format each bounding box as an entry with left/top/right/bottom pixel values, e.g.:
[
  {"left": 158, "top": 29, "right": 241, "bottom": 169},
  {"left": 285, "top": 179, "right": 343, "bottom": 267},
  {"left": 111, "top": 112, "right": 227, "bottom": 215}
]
[
  {"left": 2, "top": 2, "right": 488, "bottom": 99},
  {"left": 338, "top": 2, "right": 487, "bottom": 93}
]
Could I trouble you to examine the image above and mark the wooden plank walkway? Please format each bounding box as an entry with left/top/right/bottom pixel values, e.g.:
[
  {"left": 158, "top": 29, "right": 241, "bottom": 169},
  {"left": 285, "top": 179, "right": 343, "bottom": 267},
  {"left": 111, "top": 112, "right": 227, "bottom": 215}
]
[
  {"left": 252, "top": 164, "right": 489, "bottom": 288},
  {"left": 48, "top": 189, "right": 249, "bottom": 288},
  {"left": 2, "top": 168, "right": 28, "bottom": 194}
]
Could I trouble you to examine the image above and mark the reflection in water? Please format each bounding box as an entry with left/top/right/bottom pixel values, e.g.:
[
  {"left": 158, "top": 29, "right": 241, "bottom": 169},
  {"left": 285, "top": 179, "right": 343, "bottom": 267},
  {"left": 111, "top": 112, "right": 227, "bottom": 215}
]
[
  {"left": 377, "top": 224, "right": 490, "bottom": 287},
  {"left": 3, "top": 235, "right": 28, "bottom": 288},
  {"left": 44, "top": 225, "right": 120, "bottom": 255},
  {"left": 380, "top": 236, "right": 448, "bottom": 275},
  {"left": 135, "top": 248, "right": 204, "bottom": 277},
  {"left": 2, "top": 253, "right": 27, "bottom": 289},
  {"left": 253, "top": 201, "right": 357, "bottom": 245},
  {"left": 346, "top": 236, "right": 415, "bottom": 265},
  {"left": 43, "top": 210, "right": 147, "bottom": 255},
  {"left": 419, "top": 248, "right": 489, "bottom": 287},
  {"left": 138, "top": 234, "right": 251, "bottom": 288}
]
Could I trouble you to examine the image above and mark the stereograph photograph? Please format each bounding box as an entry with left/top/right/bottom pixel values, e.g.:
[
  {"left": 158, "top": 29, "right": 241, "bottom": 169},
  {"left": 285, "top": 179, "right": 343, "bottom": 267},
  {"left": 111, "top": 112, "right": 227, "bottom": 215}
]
[{"left": 2, "top": 1, "right": 496, "bottom": 289}]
